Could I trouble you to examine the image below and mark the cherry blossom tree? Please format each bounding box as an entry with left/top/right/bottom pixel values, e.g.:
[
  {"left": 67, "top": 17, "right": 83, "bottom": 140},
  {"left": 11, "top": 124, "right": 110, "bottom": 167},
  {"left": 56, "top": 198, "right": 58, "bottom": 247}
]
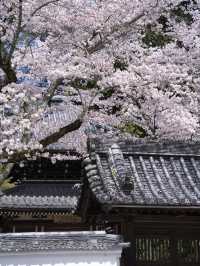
[{"left": 0, "top": 0, "right": 200, "bottom": 164}]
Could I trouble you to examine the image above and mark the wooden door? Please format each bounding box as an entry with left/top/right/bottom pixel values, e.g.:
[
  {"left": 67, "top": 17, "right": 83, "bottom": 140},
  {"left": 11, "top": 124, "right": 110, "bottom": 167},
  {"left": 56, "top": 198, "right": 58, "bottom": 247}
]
[
  {"left": 135, "top": 234, "right": 171, "bottom": 266},
  {"left": 175, "top": 235, "right": 200, "bottom": 266},
  {"left": 135, "top": 231, "right": 200, "bottom": 266}
]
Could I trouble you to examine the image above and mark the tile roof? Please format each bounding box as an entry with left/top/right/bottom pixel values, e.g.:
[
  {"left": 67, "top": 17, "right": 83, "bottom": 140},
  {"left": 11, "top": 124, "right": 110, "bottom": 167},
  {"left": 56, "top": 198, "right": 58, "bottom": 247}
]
[
  {"left": 0, "top": 231, "right": 125, "bottom": 253},
  {"left": 0, "top": 181, "right": 81, "bottom": 215},
  {"left": 34, "top": 106, "right": 87, "bottom": 155},
  {"left": 33, "top": 108, "right": 118, "bottom": 156},
  {"left": 84, "top": 138, "right": 200, "bottom": 207}
]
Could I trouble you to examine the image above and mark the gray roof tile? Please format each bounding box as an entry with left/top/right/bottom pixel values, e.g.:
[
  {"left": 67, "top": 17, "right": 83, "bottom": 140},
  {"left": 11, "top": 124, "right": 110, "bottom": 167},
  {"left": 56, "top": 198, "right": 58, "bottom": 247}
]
[
  {"left": 33, "top": 108, "right": 119, "bottom": 156},
  {"left": 0, "top": 181, "right": 81, "bottom": 214},
  {"left": 0, "top": 231, "right": 124, "bottom": 253},
  {"left": 85, "top": 138, "right": 200, "bottom": 207},
  {"left": 34, "top": 107, "right": 87, "bottom": 154}
]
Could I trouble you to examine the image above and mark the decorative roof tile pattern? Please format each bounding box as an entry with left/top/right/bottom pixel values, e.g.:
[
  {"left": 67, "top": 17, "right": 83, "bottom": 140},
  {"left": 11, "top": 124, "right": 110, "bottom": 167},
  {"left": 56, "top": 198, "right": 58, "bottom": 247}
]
[
  {"left": 84, "top": 138, "right": 200, "bottom": 206},
  {"left": 0, "top": 181, "right": 81, "bottom": 214},
  {"left": 0, "top": 231, "right": 124, "bottom": 253}
]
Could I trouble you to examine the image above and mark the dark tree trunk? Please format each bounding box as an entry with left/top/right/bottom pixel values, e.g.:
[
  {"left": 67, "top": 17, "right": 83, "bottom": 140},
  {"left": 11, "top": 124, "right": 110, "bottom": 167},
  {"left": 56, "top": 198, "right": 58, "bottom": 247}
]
[{"left": 1, "top": 63, "right": 17, "bottom": 87}]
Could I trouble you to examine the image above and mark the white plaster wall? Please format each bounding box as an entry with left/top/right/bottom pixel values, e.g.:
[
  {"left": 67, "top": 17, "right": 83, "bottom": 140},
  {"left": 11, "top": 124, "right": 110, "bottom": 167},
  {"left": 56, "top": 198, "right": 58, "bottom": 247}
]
[{"left": 0, "top": 251, "right": 121, "bottom": 266}]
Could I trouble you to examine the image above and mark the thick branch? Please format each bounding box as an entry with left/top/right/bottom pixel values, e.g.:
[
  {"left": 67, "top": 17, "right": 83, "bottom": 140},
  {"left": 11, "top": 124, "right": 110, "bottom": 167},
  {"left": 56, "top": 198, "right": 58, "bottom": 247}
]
[
  {"left": 1, "top": 62, "right": 17, "bottom": 85},
  {"left": 40, "top": 113, "right": 84, "bottom": 147}
]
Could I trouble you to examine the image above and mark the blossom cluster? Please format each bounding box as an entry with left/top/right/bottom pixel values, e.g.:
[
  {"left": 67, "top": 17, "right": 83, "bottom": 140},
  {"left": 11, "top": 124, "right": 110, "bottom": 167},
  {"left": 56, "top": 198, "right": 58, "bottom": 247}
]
[{"left": 0, "top": 0, "right": 200, "bottom": 162}]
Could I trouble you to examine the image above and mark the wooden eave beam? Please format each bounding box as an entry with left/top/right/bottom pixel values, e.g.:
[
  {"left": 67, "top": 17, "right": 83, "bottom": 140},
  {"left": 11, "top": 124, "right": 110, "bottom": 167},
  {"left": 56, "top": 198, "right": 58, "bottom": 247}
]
[
  {"left": 103, "top": 204, "right": 200, "bottom": 216},
  {"left": 111, "top": 204, "right": 200, "bottom": 210}
]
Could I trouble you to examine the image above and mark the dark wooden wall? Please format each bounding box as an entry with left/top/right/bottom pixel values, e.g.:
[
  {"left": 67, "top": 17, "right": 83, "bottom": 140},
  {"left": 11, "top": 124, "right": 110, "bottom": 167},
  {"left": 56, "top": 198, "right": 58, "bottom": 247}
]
[
  {"left": 0, "top": 215, "right": 90, "bottom": 233},
  {"left": 85, "top": 202, "right": 200, "bottom": 266},
  {"left": 120, "top": 215, "right": 200, "bottom": 266},
  {"left": 10, "top": 159, "right": 82, "bottom": 181}
]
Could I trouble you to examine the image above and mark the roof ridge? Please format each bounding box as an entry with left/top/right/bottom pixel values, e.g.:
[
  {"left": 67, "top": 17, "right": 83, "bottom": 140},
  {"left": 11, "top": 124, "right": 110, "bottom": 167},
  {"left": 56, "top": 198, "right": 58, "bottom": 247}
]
[
  {"left": 88, "top": 137, "right": 200, "bottom": 156},
  {"left": 0, "top": 231, "right": 125, "bottom": 253},
  {"left": 0, "top": 231, "right": 107, "bottom": 237}
]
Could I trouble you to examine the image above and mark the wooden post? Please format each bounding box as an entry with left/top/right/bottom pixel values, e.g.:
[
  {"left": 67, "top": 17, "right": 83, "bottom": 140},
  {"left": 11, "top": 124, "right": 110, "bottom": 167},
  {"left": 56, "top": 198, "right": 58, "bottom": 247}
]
[{"left": 170, "top": 229, "right": 178, "bottom": 266}]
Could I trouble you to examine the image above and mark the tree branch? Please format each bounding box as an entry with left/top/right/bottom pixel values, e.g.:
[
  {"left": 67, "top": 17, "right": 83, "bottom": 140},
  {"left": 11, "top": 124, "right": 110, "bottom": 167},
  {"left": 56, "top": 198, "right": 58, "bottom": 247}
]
[
  {"left": 39, "top": 112, "right": 85, "bottom": 147},
  {"left": 87, "top": 11, "right": 145, "bottom": 54},
  {"left": 43, "top": 77, "right": 64, "bottom": 105},
  {"left": 6, "top": 0, "right": 61, "bottom": 62},
  {"left": 87, "top": 0, "right": 160, "bottom": 55},
  {"left": 7, "top": 0, "right": 23, "bottom": 62},
  {"left": 0, "top": 110, "right": 85, "bottom": 163},
  {"left": 21, "top": 0, "right": 60, "bottom": 30},
  {"left": 42, "top": 76, "right": 90, "bottom": 146}
]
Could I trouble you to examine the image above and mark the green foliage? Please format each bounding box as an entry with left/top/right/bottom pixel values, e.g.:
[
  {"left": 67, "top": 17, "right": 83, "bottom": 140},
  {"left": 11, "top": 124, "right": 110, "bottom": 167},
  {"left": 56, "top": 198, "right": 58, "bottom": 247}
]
[
  {"left": 157, "top": 15, "right": 169, "bottom": 32},
  {"left": 101, "top": 87, "right": 115, "bottom": 99},
  {"left": 71, "top": 78, "right": 98, "bottom": 90},
  {"left": 142, "top": 29, "right": 172, "bottom": 48},
  {"left": 0, "top": 164, "right": 9, "bottom": 173},
  {"left": 119, "top": 122, "right": 147, "bottom": 138},
  {"left": 0, "top": 165, "right": 4, "bottom": 173},
  {"left": 0, "top": 177, "right": 15, "bottom": 191},
  {"left": 6, "top": 15, "right": 16, "bottom": 24},
  {"left": 114, "top": 58, "right": 128, "bottom": 71},
  {"left": 171, "top": 7, "right": 193, "bottom": 25},
  {"left": 0, "top": 164, "right": 15, "bottom": 192},
  {"left": 143, "top": 0, "right": 196, "bottom": 48},
  {"left": 86, "top": 79, "right": 98, "bottom": 89},
  {"left": 171, "top": 1, "right": 195, "bottom": 25}
]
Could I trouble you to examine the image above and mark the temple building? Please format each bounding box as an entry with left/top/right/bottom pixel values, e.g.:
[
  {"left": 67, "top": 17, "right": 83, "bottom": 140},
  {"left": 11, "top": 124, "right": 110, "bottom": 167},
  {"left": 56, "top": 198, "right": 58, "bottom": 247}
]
[
  {"left": 0, "top": 158, "right": 85, "bottom": 233},
  {"left": 1, "top": 137, "right": 200, "bottom": 266},
  {"left": 82, "top": 138, "right": 200, "bottom": 266}
]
